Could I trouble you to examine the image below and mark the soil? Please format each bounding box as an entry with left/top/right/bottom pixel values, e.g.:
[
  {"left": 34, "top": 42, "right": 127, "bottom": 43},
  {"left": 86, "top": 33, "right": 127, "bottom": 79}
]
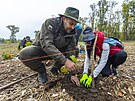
[{"left": 0, "top": 42, "right": 135, "bottom": 101}]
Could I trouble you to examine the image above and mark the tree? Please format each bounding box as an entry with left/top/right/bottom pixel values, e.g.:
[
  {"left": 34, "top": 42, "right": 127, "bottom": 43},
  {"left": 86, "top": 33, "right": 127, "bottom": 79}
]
[
  {"left": 89, "top": 3, "right": 98, "bottom": 30},
  {"left": 79, "top": 17, "right": 88, "bottom": 29},
  {"left": 97, "top": 0, "right": 109, "bottom": 31},
  {"left": 0, "top": 38, "right": 5, "bottom": 43},
  {"left": 84, "top": 0, "right": 135, "bottom": 41},
  {"left": 6, "top": 25, "right": 19, "bottom": 43},
  {"left": 113, "top": 10, "right": 122, "bottom": 38},
  {"left": 122, "top": 0, "right": 135, "bottom": 40},
  {"left": 128, "top": 0, "right": 135, "bottom": 40},
  {"left": 122, "top": 0, "right": 130, "bottom": 40},
  {"left": 106, "top": 0, "right": 118, "bottom": 37},
  {"left": 34, "top": 30, "right": 40, "bottom": 38}
]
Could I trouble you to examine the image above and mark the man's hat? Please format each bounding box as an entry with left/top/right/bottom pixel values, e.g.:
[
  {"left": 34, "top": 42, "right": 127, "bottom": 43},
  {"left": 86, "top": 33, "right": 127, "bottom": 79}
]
[
  {"left": 59, "top": 7, "right": 80, "bottom": 23},
  {"left": 82, "top": 26, "right": 95, "bottom": 42}
]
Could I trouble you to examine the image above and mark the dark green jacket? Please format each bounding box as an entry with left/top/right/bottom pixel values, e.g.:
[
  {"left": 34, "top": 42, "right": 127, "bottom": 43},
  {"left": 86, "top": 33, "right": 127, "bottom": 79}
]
[{"left": 33, "top": 17, "right": 76, "bottom": 64}]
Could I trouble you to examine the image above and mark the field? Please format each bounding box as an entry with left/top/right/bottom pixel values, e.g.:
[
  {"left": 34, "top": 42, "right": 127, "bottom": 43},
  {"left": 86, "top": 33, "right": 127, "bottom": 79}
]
[{"left": 0, "top": 42, "right": 135, "bottom": 101}]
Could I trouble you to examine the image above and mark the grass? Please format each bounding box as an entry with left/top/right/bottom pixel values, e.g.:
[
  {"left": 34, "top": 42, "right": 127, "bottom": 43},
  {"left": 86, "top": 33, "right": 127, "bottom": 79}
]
[
  {"left": 0, "top": 46, "right": 17, "bottom": 50},
  {"left": 0, "top": 43, "right": 19, "bottom": 55},
  {"left": 78, "top": 41, "right": 85, "bottom": 46}
]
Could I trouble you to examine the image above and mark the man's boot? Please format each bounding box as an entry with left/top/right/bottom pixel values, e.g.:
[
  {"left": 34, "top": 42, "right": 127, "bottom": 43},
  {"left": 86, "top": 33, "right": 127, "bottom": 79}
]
[
  {"left": 50, "top": 67, "right": 59, "bottom": 75},
  {"left": 37, "top": 63, "right": 48, "bottom": 84}
]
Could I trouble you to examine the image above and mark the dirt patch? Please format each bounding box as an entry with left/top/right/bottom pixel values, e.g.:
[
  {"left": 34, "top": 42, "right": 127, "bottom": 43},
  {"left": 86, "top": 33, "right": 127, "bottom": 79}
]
[{"left": 0, "top": 42, "right": 135, "bottom": 101}]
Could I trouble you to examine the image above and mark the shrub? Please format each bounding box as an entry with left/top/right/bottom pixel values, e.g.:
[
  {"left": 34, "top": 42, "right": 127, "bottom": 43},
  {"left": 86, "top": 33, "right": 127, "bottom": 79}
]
[{"left": 2, "top": 52, "right": 14, "bottom": 60}]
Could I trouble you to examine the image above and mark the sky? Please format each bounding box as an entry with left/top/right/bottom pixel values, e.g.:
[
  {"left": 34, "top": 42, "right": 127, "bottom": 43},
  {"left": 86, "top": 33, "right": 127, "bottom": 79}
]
[{"left": 0, "top": 0, "right": 124, "bottom": 39}]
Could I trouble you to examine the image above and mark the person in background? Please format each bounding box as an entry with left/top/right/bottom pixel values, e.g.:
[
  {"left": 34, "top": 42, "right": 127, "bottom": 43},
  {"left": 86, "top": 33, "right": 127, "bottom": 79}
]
[
  {"left": 19, "top": 7, "right": 80, "bottom": 86},
  {"left": 79, "top": 45, "right": 85, "bottom": 54},
  {"left": 18, "top": 36, "right": 32, "bottom": 50},
  {"left": 74, "top": 24, "right": 82, "bottom": 57},
  {"left": 80, "top": 26, "right": 127, "bottom": 88}
]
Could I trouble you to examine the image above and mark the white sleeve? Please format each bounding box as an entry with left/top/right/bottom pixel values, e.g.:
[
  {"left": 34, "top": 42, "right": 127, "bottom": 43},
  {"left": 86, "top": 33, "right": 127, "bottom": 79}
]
[
  {"left": 93, "top": 43, "right": 110, "bottom": 78},
  {"left": 83, "top": 49, "right": 90, "bottom": 74}
]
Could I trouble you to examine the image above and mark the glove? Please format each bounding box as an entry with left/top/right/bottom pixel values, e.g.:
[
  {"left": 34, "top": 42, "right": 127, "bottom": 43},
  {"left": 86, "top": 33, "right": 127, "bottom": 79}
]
[
  {"left": 70, "top": 55, "right": 77, "bottom": 63},
  {"left": 80, "top": 74, "right": 88, "bottom": 84},
  {"left": 84, "top": 75, "right": 92, "bottom": 88}
]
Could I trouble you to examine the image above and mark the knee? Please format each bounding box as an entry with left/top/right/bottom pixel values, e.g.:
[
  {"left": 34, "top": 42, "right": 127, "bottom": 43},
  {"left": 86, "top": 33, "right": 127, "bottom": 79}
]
[
  {"left": 118, "top": 51, "right": 127, "bottom": 62},
  {"left": 19, "top": 47, "right": 31, "bottom": 60},
  {"left": 113, "top": 51, "right": 127, "bottom": 66},
  {"left": 18, "top": 46, "right": 41, "bottom": 71}
]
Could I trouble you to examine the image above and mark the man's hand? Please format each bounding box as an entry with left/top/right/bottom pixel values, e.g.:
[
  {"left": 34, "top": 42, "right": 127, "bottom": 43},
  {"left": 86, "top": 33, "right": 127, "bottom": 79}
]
[
  {"left": 80, "top": 74, "right": 88, "bottom": 84},
  {"left": 71, "top": 75, "right": 80, "bottom": 86},
  {"left": 64, "top": 59, "right": 76, "bottom": 71},
  {"left": 84, "top": 76, "right": 92, "bottom": 88}
]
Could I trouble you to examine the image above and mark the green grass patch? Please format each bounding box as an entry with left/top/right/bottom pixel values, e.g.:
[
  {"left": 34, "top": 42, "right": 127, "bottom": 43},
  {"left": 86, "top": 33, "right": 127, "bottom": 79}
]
[{"left": 78, "top": 41, "right": 85, "bottom": 46}]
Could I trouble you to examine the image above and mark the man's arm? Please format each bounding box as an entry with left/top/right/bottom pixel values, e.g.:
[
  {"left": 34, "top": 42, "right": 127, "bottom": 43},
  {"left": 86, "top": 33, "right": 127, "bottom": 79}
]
[
  {"left": 93, "top": 43, "right": 110, "bottom": 78},
  {"left": 40, "top": 19, "right": 67, "bottom": 64},
  {"left": 66, "top": 36, "right": 76, "bottom": 57}
]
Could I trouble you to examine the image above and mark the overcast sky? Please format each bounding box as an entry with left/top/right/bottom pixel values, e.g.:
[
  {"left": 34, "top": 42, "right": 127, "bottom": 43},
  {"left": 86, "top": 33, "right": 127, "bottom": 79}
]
[{"left": 0, "top": 0, "right": 124, "bottom": 39}]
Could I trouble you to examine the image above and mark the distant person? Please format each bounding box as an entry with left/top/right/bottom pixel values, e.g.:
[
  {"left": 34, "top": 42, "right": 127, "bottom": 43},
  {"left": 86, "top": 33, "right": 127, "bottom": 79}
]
[
  {"left": 80, "top": 26, "right": 127, "bottom": 88},
  {"left": 18, "top": 36, "right": 32, "bottom": 50},
  {"left": 75, "top": 24, "right": 82, "bottom": 57},
  {"left": 19, "top": 7, "right": 80, "bottom": 86},
  {"left": 79, "top": 45, "right": 85, "bottom": 54}
]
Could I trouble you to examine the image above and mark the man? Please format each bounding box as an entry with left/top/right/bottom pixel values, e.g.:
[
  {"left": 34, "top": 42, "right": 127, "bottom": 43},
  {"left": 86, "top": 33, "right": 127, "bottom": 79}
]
[
  {"left": 19, "top": 7, "right": 80, "bottom": 86},
  {"left": 74, "top": 24, "right": 82, "bottom": 57},
  {"left": 18, "top": 36, "right": 32, "bottom": 50},
  {"left": 80, "top": 26, "right": 127, "bottom": 88}
]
